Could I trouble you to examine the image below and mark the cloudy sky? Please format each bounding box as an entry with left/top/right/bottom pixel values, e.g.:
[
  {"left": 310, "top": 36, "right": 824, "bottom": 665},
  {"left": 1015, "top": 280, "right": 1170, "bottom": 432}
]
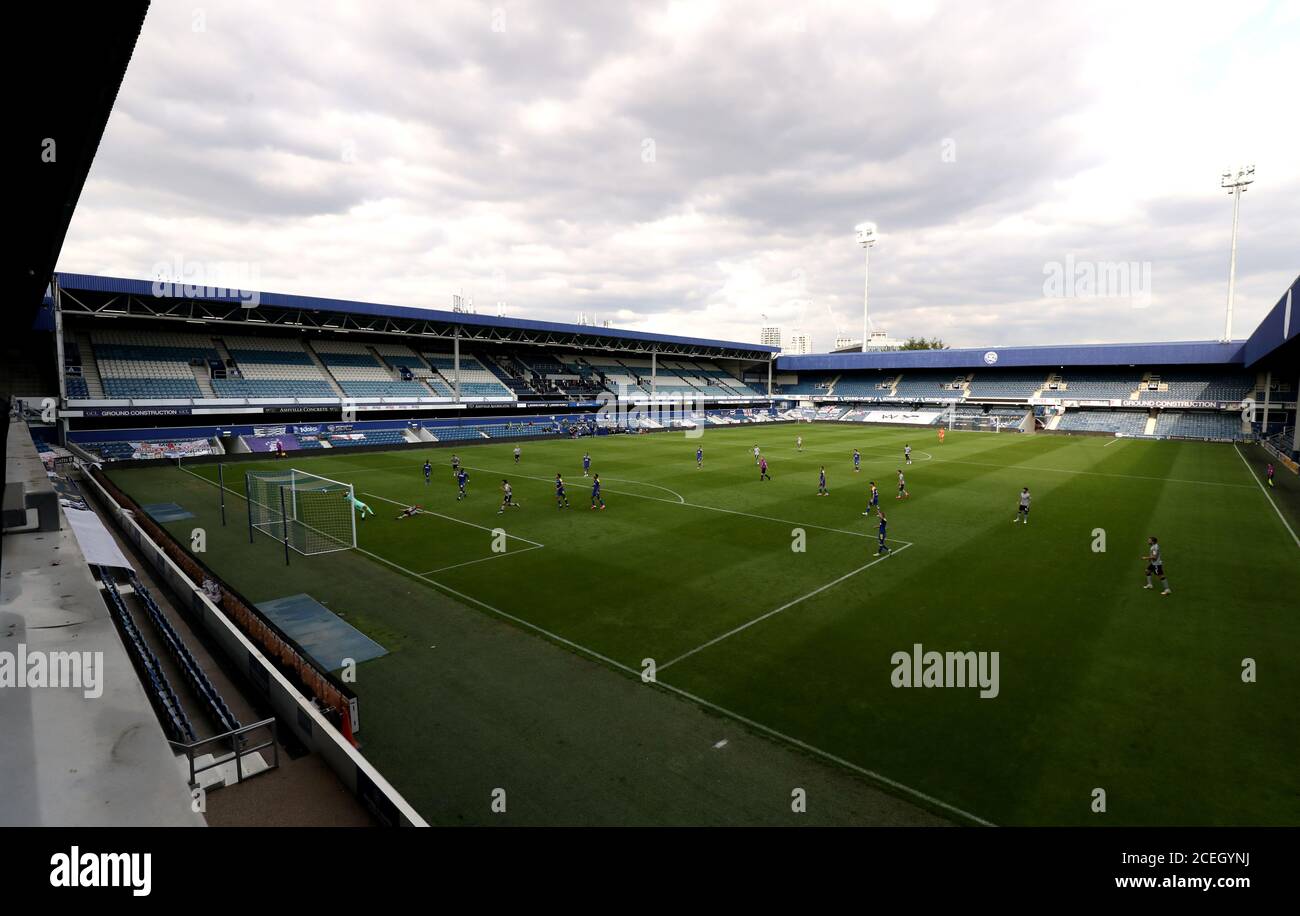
[{"left": 59, "top": 0, "right": 1298, "bottom": 349}]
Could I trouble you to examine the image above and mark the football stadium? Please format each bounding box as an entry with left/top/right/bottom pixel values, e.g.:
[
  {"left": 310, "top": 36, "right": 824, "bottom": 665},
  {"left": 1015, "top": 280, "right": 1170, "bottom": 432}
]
[{"left": 4, "top": 1, "right": 1298, "bottom": 849}]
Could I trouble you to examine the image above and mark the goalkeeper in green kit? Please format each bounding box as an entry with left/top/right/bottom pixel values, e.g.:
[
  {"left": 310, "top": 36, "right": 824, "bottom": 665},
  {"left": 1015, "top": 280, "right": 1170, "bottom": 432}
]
[{"left": 345, "top": 492, "right": 374, "bottom": 520}]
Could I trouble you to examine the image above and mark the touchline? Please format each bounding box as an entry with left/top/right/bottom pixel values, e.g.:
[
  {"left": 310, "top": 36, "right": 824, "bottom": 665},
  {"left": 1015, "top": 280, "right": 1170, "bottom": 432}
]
[{"left": 49, "top": 847, "right": 151, "bottom": 896}]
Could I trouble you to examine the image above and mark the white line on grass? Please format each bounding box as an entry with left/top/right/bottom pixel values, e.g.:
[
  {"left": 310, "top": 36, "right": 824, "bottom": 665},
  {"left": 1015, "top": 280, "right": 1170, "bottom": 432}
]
[
  {"left": 1232, "top": 443, "right": 1300, "bottom": 549},
  {"left": 361, "top": 491, "right": 544, "bottom": 547},
  {"left": 355, "top": 543, "right": 992, "bottom": 827},
  {"left": 601, "top": 476, "right": 686, "bottom": 503},
  {"left": 179, "top": 457, "right": 986, "bottom": 824},
  {"left": 651, "top": 675, "right": 995, "bottom": 827},
  {"left": 659, "top": 543, "right": 913, "bottom": 672},
  {"left": 759, "top": 431, "right": 1258, "bottom": 488},
  {"left": 417, "top": 543, "right": 547, "bottom": 576},
  {"left": 457, "top": 463, "right": 885, "bottom": 539},
  {"left": 1103, "top": 437, "right": 1122, "bottom": 447},
  {"left": 761, "top": 442, "right": 933, "bottom": 462}
]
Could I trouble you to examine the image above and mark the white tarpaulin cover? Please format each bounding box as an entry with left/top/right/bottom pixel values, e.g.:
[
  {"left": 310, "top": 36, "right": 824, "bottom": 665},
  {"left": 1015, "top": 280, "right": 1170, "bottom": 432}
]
[{"left": 62, "top": 506, "right": 133, "bottom": 569}]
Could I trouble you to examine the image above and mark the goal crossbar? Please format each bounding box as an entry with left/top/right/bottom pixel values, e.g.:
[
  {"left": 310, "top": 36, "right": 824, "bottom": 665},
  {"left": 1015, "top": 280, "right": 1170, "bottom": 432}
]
[{"left": 246, "top": 468, "right": 357, "bottom": 556}]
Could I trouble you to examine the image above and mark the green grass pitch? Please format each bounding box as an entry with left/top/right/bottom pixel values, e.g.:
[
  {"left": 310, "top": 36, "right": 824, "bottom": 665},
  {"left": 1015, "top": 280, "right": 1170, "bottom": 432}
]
[{"left": 107, "top": 424, "right": 1300, "bottom": 825}]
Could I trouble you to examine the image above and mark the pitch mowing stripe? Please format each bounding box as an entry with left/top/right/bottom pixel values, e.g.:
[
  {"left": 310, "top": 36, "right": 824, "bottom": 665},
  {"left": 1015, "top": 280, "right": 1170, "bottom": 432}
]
[
  {"left": 418, "top": 543, "right": 546, "bottom": 576},
  {"left": 658, "top": 543, "right": 913, "bottom": 671},
  {"left": 360, "top": 490, "right": 545, "bottom": 547},
  {"left": 456, "top": 463, "right": 886, "bottom": 540},
  {"left": 650, "top": 680, "right": 995, "bottom": 827},
  {"left": 928, "top": 454, "right": 1255, "bottom": 489},
  {"left": 176, "top": 446, "right": 988, "bottom": 823},
  {"left": 355, "top": 544, "right": 992, "bottom": 827},
  {"left": 1232, "top": 443, "right": 1300, "bottom": 549}
]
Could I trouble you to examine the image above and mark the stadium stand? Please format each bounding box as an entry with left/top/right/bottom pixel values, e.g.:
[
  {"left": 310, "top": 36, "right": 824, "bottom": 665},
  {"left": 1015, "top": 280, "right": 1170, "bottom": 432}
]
[
  {"left": 1138, "top": 370, "right": 1254, "bottom": 402},
  {"left": 890, "top": 371, "right": 967, "bottom": 399},
  {"left": 311, "top": 339, "right": 437, "bottom": 398},
  {"left": 64, "top": 372, "right": 90, "bottom": 398},
  {"left": 91, "top": 328, "right": 212, "bottom": 398},
  {"left": 831, "top": 374, "right": 902, "bottom": 398},
  {"left": 1056, "top": 410, "right": 1149, "bottom": 435},
  {"left": 126, "top": 570, "right": 242, "bottom": 734},
  {"left": 965, "top": 371, "right": 1047, "bottom": 399},
  {"left": 779, "top": 373, "right": 840, "bottom": 396},
  {"left": 217, "top": 335, "right": 340, "bottom": 398},
  {"left": 1043, "top": 371, "right": 1139, "bottom": 399},
  {"left": 583, "top": 356, "right": 649, "bottom": 395},
  {"left": 1154, "top": 411, "right": 1246, "bottom": 440},
  {"left": 419, "top": 351, "right": 514, "bottom": 398},
  {"left": 98, "top": 568, "right": 197, "bottom": 744}
]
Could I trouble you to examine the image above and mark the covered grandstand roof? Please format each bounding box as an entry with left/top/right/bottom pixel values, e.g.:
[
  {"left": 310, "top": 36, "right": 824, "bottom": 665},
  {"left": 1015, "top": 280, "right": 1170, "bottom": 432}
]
[
  {"left": 1243, "top": 275, "right": 1299, "bottom": 369},
  {"left": 54, "top": 272, "right": 778, "bottom": 360},
  {"left": 777, "top": 339, "right": 1248, "bottom": 372},
  {"left": 13, "top": 5, "right": 149, "bottom": 335}
]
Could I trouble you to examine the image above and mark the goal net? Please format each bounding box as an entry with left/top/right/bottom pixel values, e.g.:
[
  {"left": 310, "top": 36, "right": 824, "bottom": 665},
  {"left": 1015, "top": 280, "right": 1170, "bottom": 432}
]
[{"left": 246, "top": 469, "right": 357, "bottom": 556}]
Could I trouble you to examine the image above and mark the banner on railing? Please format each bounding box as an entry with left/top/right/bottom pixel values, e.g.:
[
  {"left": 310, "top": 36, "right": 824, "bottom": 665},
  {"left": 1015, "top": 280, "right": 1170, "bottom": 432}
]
[{"left": 130, "top": 439, "right": 213, "bottom": 459}]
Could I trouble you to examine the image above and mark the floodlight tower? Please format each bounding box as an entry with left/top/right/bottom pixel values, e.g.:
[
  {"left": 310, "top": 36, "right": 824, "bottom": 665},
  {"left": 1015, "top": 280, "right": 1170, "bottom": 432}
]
[
  {"left": 855, "top": 222, "right": 877, "bottom": 353},
  {"left": 1220, "top": 165, "right": 1255, "bottom": 342}
]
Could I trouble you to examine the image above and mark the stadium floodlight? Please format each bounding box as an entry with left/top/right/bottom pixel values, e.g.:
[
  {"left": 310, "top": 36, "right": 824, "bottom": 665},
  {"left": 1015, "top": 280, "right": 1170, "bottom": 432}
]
[
  {"left": 1220, "top": 165, "right": 1255, "bottom": 342},
  {"left": 855, "top": 222, "right": 878, "bottom": 353}
]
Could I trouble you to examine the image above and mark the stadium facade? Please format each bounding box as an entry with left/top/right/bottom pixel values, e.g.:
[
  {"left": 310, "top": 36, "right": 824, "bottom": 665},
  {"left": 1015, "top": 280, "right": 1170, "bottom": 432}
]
[{"left": 16, "top": 271, "right": 1294, "bottom": 464}]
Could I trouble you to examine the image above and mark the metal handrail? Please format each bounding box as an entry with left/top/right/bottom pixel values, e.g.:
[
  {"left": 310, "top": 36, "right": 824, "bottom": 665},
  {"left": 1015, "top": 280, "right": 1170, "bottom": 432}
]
[{"left": 169, "top": 717, "right": 279, "bottom": 788}]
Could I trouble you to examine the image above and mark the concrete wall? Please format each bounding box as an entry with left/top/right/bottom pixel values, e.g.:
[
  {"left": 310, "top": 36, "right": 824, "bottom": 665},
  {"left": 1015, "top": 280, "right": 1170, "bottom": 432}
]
[{"left": 81, "top": 470, "right": 428, "bottom": 827}]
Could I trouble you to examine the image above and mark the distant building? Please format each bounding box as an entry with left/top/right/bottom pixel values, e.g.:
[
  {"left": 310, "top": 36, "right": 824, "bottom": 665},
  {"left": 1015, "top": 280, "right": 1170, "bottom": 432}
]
[
  {"left": 787, "top": 333, "right": 813, "bottom": 355},
  {"left": 865, "top": 329, "right": 905, "bottom": 349},
  {"left": 831, "top": 329, "right": 906, "bottom": 353},
  {"left": 760, "top": 326, "right": 782, "bottom": 349}
]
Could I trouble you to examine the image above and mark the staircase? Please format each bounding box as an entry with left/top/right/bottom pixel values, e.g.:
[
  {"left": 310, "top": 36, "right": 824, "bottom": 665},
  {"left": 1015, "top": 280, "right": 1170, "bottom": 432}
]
[
  {"left": 76, "top": 332, "right": 106, "bottom": 398},
  {"left": 211, "top": 338, "right": 235, "bottom": 370},
  {"left": 302, "top": 342, "right": 348, "bottom": 397},
  {"left": 484, "top": 353, "right": 536, "bottom": 396},
  {"left": 189, "top": 363, "right": 216, "bottom": 398},
  {"left": 366, "top": 345, "right": 401, "bottom": 379}
]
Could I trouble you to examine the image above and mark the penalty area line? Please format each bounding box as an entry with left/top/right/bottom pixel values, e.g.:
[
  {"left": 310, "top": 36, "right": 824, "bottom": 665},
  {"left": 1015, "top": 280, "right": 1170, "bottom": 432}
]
[
  {"left": 361, "top": 491, "right": 545, "bottom": 548},
  {"left": 658, "top": 542, "right": 914, "bottom": 672},
  {"left": 356, "top": 543, "right": 991, "bottom": 827}
]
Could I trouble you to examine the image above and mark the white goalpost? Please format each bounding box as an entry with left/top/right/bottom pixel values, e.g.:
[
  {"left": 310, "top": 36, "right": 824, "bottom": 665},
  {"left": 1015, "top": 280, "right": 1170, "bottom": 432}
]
[{"left": 246, "top": 469, "right": 357, "bottom": 556}]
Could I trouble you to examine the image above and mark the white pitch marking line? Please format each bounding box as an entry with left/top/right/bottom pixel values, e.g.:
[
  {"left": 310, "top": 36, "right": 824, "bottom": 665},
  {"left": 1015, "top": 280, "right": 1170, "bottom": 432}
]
[
  {"left": 455, "top": 463, "right": 881, "bottom": 539},
  {"left": 758, "top": 433, "right": 1257, "bottom": 489},
  {"left": 658, "top": 543, "right": 913, "bottom": 672},
  {"left": 355, "top": 543, "right": 991, "bottom": 827},
  {"left": 1103, "top": 437, "right": 1122, "bottom": 447},
  {"left": 601, "top": 476, "right": 686, "bottom": 503},
  {"left": 172, "top": 446, "right": 985, "bottom": 824},
  {"left": 1232, "top": 443, "right": 1300, "bottom": 549},
  {"left": 417, "top": 543, "right": 546, "bottom": 576},
  {"left": 361, "top": 491, "right": 544, "bottom": 548},
  {"left": 652, "top": 675, "right": 995, "bottom": 826}
]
